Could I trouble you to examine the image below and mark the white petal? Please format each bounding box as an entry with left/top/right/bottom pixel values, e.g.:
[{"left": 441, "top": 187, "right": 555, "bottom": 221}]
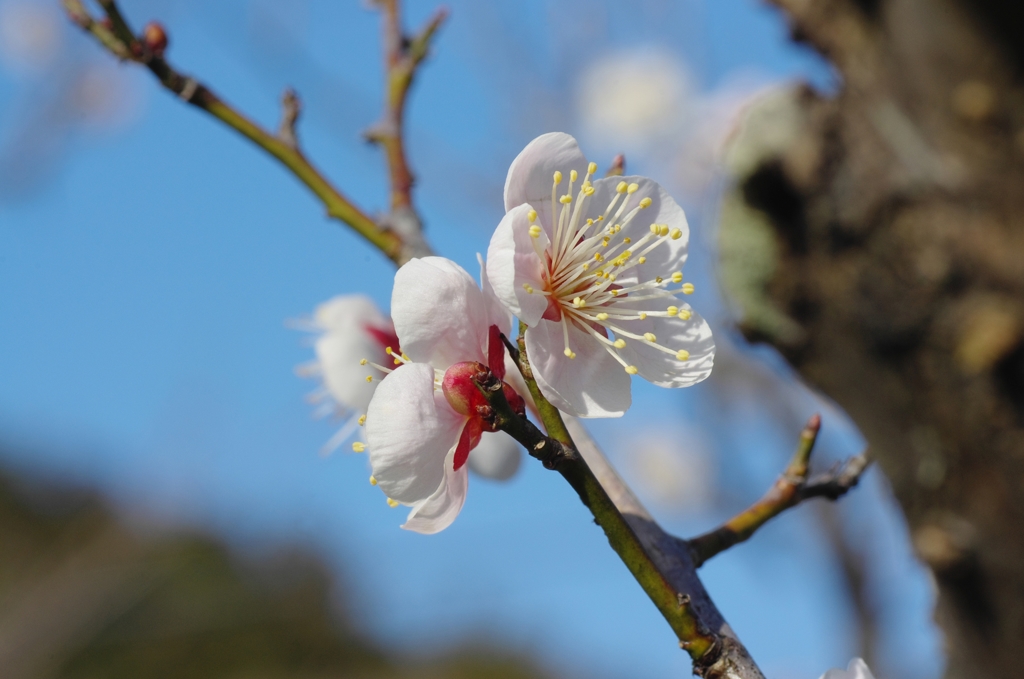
[
  {"left": 486, "top": 204, "right": 550, "bottom": 326},
  {"left": 616, "top": 305, "right": 715, "bottom": 388},
  {"left": 401, "top": 447, "right": 469, "bottom": 534},
  {"left": 311, "top": 295, "right": 391, "bottom": 413},
  {"left": 591, "top": 175, "right": 689, "bottom": 278},
  {"left": 478, "top": 252, "right": 514, "bottom": 337},
  {"left": 467, "top": 430, "right": 522, "bottom": 481},
  {"left": 819, "top": 658, "right": 877, "bottom": 679},
  {"left": 526, "top": 318, "right": 631, "bottom": 418},
  {"left": 504, "top": 132, "right": 591, "bottom": 213},
  {"left": 365, "top": 363, "right": 466, "bottom": 503},
  {"left": 392, "top": 257, "right": 490, "bottom": 368}
]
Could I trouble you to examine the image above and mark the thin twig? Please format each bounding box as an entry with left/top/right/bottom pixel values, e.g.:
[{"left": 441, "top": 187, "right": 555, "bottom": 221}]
[
  {"left": 688, "top": 415, "right": 871, "bottom": 567},
  {"left": 367, "top": 0, "right": 448, "bottom": 216},
  {"left": 278, "top": 89, "right": 302, "bottom": 150},
  {"left": 62, "top": 0, "right": 413, "bottom": 264}
]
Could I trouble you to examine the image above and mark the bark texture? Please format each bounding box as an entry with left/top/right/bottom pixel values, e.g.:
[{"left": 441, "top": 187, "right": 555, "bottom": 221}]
[{"left": 720, "top": 1, "right": 1024, "bottom": 677}]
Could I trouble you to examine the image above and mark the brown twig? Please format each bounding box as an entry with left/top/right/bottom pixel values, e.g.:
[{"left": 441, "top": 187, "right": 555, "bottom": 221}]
[
  {"left": 688, "top": 415, "right": 871, "bottom": 567},
  {"left": 61, "top": 0, "right": 418, "bottom": 265},
  {"left": 278, "top": 89, "right": 302, "bottom": 150},
  {"left": 366, "top": 0, "right": 448, "bottom": 235}
]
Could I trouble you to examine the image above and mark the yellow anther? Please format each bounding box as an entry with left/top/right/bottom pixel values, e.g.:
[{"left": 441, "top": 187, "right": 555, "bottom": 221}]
[
  {"left": 639, "top": 197, "right": 652, "bottom": 209},
  {"left": 358, "top": 415, "right": 366, "bottom": 426},
  {"left": 594, "top": 253, "right": 604, "bottom": 261},
  {"left": 365, "top": 375, "right": 373, "bottom": 383},
  {"left": 671, "top": 272, "right": 683, "bottom": 283},
  {"left": 596, "top": 312, "right": 609, "bottom": 321},
  {"left": 385, "top": 346, "right": 393, "bottom": 355},
  {"left": 623, "top": 237, "right": 631, "bottom": 244},
  {"left": 529, "top": 225, "right": 542, "bottom": 238},
  {"left": 588, "top": 161, "right": 597, "bottom": 175},
  {"left": 608, "top": 273, "right": 616, "bottom": 281},
  {"left": 369, "top": 475, "right": 377, "bottom": 485},
  {"left": 638, "top": 256, "right": 646, "bottom": 264},
  {"left": 613, "top": 338, "right": 626, "bottom": 349},
  {"left": 670, "top": 228, "right": 683, "bottom": 240},
  {"left": 560, "top": 195, "right": 573, "bottom": 204},
  {"left": 655, "top": 276, "right": 663, "bottom": 283},
  {"left": 678, "top": 309, "right": 692, "bottom": 320},
  {"left": 554, "top": 171, "right": 563, "bottom": 184},
  {"left": 573, "top": 297, "right": 586, "bottom": 308},
  {"left": 644, "top": 332, "right": 657, "bottom": 342},
  {"left": 650, "top": 223, "right": 659, "bottom": 234},
  {"left": 352, "top": 442, "right": 366, "bottom": 453},
  {"left": 394, "top": 358, "right": 402, "bottom": 365},
  {"left": 627, "top": 182, "right": 639, "bottom": 194},
  {"left": 586, "top": 218, "right": 594, "bottom": 225},
  {"left": 401, "top": 353, "right": 410, "bottom": 361},
  {"left": 360, "top": 358, "right": 368, "bottom": 365},
  {"left": 625, "top": 365, "right": 639, "bottom": 375},
  {"left": 667, "top": 306, "right": 679, "bottom": 316},
  {"left": 616, "top": 181, "right": 628, "bottom": 193},
  {"left": 563, "top": 348, "right": 577, "bottom": 359},
  {"left": 682, "top": 283, "right": 695, "bottom": 295},
  {"left": 528, "top": 209, "right": 538, "bottom": 223},
  {"left": 523, "top": 283, "right": 534, "bottom": 293},
  {"left": 639, "top": 312, "right": 648, "bottom": 320},
  {"left": 659, "top": 224, "right": 670, "bottom": 237},
  {"left": 611, "top": 289, "right": 619, "bottom": 296},
  {"left": 602, "top": 238, "right": 610, "bottom": 247},
  {"left": 387, "top": 497, "right": 399, "bottom": 508},
  {"left": 582, "top": 263, "right": 589, "bottom": 271},
  {"left": 584, "top": 185, "right": 595, "bottom": 196},
  {"left": 676, "top": 350, "right": 690, "bottom": 361}
]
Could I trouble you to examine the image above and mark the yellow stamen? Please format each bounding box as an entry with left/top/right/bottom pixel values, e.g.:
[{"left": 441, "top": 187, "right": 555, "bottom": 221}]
[
  {"left": 359, "top": 358, "right": 368, "bottom": 365},
  {"left": 676, "top": 350, "right": 690, "bottom": 361},
  {"left": 554, "top": 171, "right": 562, "bottom": 184},
  {"left": 639, "top": 197, "right": 652, "bottom": 208},
  {"left": 570, "top": 169, "right": 578, "bottom": 182},
  {"left": 616, "top": 181, "right": 628, "bottom": 193},
  {"left": 671, "top": 272, "right": 683, "bottom": 283},
  {"left": 682, "top": 283, "right": 695, "bottom": 294},
  {"left": 560, "top": 195, "right": 573, "bottom": 204},
  {"left": 678, "top": 309, "right": 692, "bottom": 320},
  {"left": 613, "top": 339, "right": 626, "bottom": 349},
  {"left": 387, "top": 497, "right": 399, "bottom": 508},
  {"left": 667, "top": 306, "right": 679, "bottom": 316},
  {"left": 528, "top": 209, "right": 537, "bottom": 222},
  {"left": 352, "top": 442, "right": 366, "bottom": 452},
  {"left": 588, "top": 161, "right": 597, "bottom": 175},
  {"left": 627, "top": 183, "right": 639, "bottom": 194},
  {"left": 670, "top": 228, "right": 683, "bottom": 240},
  {"left": 365, "top": 376, "right": 373, "bottom": 383},
  {"left": 644, "top": 333, "right": 657, "bottom": 342},
  {"left": 369, "top": 475, "right": 377, "bottom": 485},
  {"left": 358, "top": 415, "right": 366, "bottom": 426},
  {"left": 625, "top": 365, "right": 639, "bottom": 375},
  {"left": 529, "top": 225, "right": 542, "bottom": 238}
]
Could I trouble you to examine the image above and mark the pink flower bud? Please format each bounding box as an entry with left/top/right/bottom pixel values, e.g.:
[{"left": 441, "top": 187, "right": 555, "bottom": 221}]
[{"left": 442, "top": 361, "right": 491, "bottom": 417}]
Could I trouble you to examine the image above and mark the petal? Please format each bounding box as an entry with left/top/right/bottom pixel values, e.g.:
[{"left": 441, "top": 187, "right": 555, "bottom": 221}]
[
  {"left": 401, "top": 447, "right": 469, "bottom": 534},
  {"left": 504, "top": 132, "right": 591, "bottom": 213},
  {"left": 526, "top": 318, "right": 631, "bottom": 418},
  {"left": 312, "top": 295, "right": 390, "bottom": 413},
  {"left": 615, "top": 304, "right": 715, "bottom": 388},
  {"left": 392, "top": 257, "right": 490, "bottom": 368},
  {"left": 477, "top": 252, "right": 514, "bottom": 337},
  {"left": 486, "top": 203, "right": 550, "bottom": 326},
  {"left": 366, "top": 363, "right": 466, "bottom": 503},
  {"left": 590, "top": 175, "right": 689, "bottom": 279},
  {"left": 467, "top": 430, "right": 522, "bottom": 481},
  {"left": 819, "top": 659, "right": 876, "bottom": 679}
]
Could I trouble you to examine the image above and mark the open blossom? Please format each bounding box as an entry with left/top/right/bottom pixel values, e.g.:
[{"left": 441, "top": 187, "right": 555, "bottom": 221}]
[
  {"left": 487, "top": 132, "right": 715, "bottom": 418},
  {"left": 296, "top": 293, "right": 521, "bottom": 480},
  {"left": 818, "top": 658, "right": 876, "bottom": 679},
  {"left": 364, "top": 257, "right": 526, "bottom": 533}
]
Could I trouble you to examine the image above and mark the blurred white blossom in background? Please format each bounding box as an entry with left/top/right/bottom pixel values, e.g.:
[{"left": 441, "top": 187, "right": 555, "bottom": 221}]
[{"left": 0, "top": 0, "right": 61, "bottom": 77}]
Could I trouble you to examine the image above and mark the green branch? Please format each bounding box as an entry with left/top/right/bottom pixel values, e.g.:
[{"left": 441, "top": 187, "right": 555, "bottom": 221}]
[
  {"left": 62, "top": 0, "right": 420, "bottom": 265},
  {"left": 688, "top": 415, "right": 871, "bottom": 567}
]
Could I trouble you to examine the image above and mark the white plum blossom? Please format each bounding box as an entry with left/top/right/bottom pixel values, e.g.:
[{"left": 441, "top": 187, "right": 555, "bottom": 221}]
[
  {"left": 364, "top": 257, "right": 526, "bottom": 533},
  {"left": 296, "top": 294, "right": 396, "bottom": 454},
  {"left": 818, "top": 658, "right": 876, "bottom": 679},
  {"left": 487, "top": 132, "right": 715, "bottom": 418},
  {"left": 296, "top": 292, "right": 522, "bottom": 480}
]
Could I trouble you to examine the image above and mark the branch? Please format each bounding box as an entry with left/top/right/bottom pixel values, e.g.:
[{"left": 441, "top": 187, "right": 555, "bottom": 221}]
[
  {"left": 473, "top": 365, "right": 720, "bottom": 668},
  {"left": 688, "top": 415, "right": 871, "bottom": 567},
  {"left": 62, "top": 0, "right": 418, "bottom": 265},
  {"left": 366, "top": 0, "right": 448, "bottom": 233}
]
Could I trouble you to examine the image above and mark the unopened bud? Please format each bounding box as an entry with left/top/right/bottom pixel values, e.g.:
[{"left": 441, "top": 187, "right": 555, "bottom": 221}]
[
  {"left": 143, "top": 22, "right": 168, "bottom": 57},
  {"left": 442, "top": 361, "right": 491, "bottom": 417}
]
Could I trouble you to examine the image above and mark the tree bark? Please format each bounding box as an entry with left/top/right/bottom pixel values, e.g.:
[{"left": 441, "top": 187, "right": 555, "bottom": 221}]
[{"left": 720, "top": 1, "right": 1024, "bottom": 677}]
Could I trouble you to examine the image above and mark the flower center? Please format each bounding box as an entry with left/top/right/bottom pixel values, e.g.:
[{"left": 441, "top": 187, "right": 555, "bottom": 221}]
[{"left": 525, "top": 166, "right": 697, "bottom": 373}]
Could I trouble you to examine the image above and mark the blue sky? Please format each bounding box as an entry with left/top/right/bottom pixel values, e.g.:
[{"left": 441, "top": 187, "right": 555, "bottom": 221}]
[{"left": 0, "top": 2, "right": 940, "bottom": 678}]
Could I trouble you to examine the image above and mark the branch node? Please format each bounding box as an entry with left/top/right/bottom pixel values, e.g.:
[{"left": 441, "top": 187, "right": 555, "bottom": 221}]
[
  {"left": 278, "top": 88, "right": 302, "bottom": 150},
  {"left": 178, "top": 78, "right": 199, "bottom": 102}
]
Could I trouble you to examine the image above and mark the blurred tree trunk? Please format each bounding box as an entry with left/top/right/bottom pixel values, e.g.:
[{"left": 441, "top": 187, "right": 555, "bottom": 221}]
[{"left": 720, "top": 1, "right": 1024, "bottom": 677}]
